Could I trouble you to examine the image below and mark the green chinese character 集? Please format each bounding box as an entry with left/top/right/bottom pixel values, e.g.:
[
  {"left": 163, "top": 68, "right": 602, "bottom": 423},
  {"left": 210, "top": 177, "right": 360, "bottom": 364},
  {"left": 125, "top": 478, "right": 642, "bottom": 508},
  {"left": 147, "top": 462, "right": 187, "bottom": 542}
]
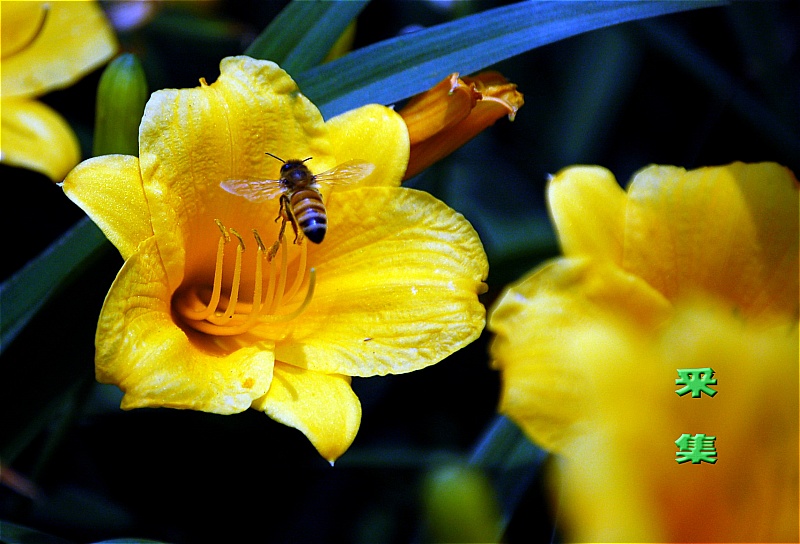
[{"left": 675, "top": 433, "right": 717, "bottom": 464}]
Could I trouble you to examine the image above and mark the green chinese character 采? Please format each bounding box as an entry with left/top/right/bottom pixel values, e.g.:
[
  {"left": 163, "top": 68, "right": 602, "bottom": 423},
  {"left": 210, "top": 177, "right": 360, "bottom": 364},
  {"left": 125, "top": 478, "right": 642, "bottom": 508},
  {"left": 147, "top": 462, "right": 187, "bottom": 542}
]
[{"left": 675, "top": 367, "right": 717, "bottom": 398}]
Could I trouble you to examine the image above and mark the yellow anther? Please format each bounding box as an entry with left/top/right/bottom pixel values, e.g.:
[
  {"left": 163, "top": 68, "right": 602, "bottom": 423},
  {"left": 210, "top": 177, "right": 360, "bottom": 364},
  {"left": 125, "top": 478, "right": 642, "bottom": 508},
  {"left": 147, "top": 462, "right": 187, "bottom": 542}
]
[
  {"left": 230, "top": 228, "right": 245, "bottom": 250},
  {"left": 253, "top": 229, "right": 266, "bottom": 252},
  {"left": 215, "top": 219, "right": 230, "bottom": 242}
]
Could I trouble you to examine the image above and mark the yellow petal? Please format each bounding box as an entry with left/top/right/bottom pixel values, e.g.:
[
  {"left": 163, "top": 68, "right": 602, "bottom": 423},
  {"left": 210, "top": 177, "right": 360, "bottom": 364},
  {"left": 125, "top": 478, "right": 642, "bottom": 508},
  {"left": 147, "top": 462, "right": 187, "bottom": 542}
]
[
  {"left": 97, "top": 235, "right": 274, "bottom": 414},
  {"left": 550, "top": 297, "right": 799, "bottom": 542},
  {"left": 62, "top": 155, "right": 152, "bottom": 260},
  {"left": 491, "top": 161, "right": 799, "bottom": 542},
  {"left": 1, "top": 1, "right": 117, "bottom": 98},
  {"left": 647, "top": 298, "right": 798, "bottom": 542},
  {"left": 488, "top": 257, "right": 670, "bottom": 452},
  {"left": 268, "top": 186, "right": 488, "bottom": 377},
  {"left": 251, "top": 362, "right": 361, "bottom": 463},
  {"left": 547, "top": 165, "right": 627, "bottom": 263},
  {"left": 1, "top": 2, "right": 47, "bottom": 58},
  {"left": 325, "top": 103, "right": 410, "bottom": 188},
  {"left": 138, "top": 56, "right": 335, "bottom": 290},
  {"left": 1, "top": 97, "right": 80, "bottom": 181},
  {"left": 624, "top": 162, "right": 799, "bottom": 319}
]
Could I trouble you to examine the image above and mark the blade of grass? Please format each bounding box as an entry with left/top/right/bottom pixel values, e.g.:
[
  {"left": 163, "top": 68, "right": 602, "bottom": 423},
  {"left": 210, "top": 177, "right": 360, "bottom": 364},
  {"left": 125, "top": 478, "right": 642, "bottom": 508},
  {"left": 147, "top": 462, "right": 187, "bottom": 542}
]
[
  {"left": 469, "top": 415, "right": 549, "bottom": 530},
  {"left": 637, "top": 19, "right": 800, "bottom": 165},
  {"left": 245, "top": 0, "right": 369, "bottom": 74},
  {"left": 298, "top": 0, "right": 726, "bottom": 118},
  {"left": 0, "top": 217, "right": 110, "bottom": 355}
]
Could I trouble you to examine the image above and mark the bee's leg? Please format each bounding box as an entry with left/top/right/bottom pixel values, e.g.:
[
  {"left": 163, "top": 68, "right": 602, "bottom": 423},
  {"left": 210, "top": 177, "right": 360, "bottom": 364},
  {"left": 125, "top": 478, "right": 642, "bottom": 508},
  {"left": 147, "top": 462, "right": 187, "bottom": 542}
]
[
  {"left": 269, "top": 196, "right": 291, "bottom": 260},
  {"left": 281, "top": 197, "right": 304, "bottom": 245},
  {"left": 289, "top": 218, "right": 302, "bottom": 245},
  {"left": 274, "top": 195, "right": 288, "bottom": 228}
]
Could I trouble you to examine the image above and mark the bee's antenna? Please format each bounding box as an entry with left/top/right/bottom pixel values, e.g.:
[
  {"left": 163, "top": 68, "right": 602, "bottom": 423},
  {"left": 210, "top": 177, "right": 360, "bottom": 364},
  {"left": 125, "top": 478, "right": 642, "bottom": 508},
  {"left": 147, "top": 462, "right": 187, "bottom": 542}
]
[
  {"left": 265, "top": 152, "right": 285, "bottom": 163},
  {"left": 301, "top": 157, "right": 312, "bottom": 163}
]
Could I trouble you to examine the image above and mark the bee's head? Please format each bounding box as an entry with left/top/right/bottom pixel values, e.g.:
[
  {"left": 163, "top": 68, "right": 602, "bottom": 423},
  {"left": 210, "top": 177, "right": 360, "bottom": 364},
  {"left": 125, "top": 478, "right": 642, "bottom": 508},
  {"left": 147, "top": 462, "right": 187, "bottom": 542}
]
[{"left": 266, "top": 153, "right": 312, "bottom": 179}]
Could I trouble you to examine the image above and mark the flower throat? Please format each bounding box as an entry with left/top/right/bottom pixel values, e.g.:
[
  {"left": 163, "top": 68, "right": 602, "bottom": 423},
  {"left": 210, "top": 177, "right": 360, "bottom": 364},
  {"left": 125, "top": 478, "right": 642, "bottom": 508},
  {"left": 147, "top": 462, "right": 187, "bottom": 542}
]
[{"left": 174, "top": 220, "right": 315, "bottom": 336}]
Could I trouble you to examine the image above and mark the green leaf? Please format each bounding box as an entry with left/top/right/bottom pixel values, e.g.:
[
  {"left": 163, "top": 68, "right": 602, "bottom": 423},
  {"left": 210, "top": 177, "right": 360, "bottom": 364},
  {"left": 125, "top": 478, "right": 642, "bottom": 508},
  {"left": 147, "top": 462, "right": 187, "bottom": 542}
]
[
  {"left": 0, "top": 217, "right": 110, "bottom": 355},
  {"left": 245, "top": 0, "right": 369, "bottom": 74},
  {"left": 297, "top": 0, "right": 726, "bottom": 118},
  {"left": 469, "top": 415, "right": 548, "bottom": 530},
  {"left": 0, "top": 521, "right": 76, "bottom": 544}
]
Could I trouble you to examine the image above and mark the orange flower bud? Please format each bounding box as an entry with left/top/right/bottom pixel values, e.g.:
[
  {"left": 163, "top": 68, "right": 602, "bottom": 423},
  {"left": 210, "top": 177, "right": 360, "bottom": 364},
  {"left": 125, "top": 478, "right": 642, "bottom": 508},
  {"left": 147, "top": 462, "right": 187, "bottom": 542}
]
[{"left": 400, "top": 71, "right": 523, "bottom": 179}]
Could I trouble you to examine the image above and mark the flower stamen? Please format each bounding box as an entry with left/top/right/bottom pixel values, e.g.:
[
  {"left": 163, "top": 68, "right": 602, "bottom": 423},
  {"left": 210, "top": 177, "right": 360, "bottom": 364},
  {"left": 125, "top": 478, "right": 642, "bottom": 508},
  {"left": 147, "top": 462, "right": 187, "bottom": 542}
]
[
  {"left": 174, "top": 221, "right": 315, "bottom": 336},
  {"left": 177, "top": 220, "right": 227, "bottom": 321},
  {"left": 284, "top": 239, "right": 308, "bottom": 301},
  {"left": 269, "top": 232, "right": 291, "bottom": 314},
  {"left": 219, "top": 228, "right": 245, "bottom": 320},
  {"left": 262, "top": 267, "right": 316, "bottom": 323}
]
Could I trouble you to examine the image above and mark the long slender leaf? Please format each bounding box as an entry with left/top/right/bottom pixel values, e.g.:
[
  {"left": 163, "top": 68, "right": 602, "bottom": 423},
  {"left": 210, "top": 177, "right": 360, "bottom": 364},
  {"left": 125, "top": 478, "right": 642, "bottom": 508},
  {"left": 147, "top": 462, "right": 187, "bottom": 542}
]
[
  {"left": 245, "top": 0, "right": 369, "bottom": 74},
  {"left": 298, "top": 0, "right": 726, "bottom": 118},
  {"left": 0, "top": 521, "right": 76, "bottom": 544},
  {"left": 0, "top": 217, "right": 109, "bottom": 354},
  {"left": 469, "top": 415, "right": 547, "bottom": 527},
  {"left": 638, "top": 19, "right": 800, "bottom": 163}
]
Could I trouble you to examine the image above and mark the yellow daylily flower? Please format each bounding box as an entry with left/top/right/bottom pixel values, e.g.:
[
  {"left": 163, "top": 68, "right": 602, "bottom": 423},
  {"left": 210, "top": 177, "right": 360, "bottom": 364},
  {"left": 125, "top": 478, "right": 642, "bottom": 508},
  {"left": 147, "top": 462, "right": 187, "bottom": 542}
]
[
  {"left": 489, "top": 163, "right": 799, "bottom": 541},
  {"left": 399, "top": 72, "right": 523, "bottom": 179},
  {"left": 1, "top": 0, "right": 117, "bottom": 180},
  {"left": 63, "top": 56, "right": 488, "bottom": 463}
]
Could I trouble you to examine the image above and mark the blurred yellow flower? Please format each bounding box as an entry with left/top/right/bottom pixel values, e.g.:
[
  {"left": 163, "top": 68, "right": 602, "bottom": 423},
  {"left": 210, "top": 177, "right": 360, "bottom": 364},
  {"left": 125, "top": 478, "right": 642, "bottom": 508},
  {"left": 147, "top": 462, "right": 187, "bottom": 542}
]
[
  {"left": 489, "top": 163, "right": 799, "bottom": 541},
  {"left": 399, "top": 72, "right": 523, "bottom": 179},
  {"left": 1, "top": 1, "right": 117, "bottom": 181},
  {"left": 63, "top": 56, "right": 488, "bottom": 463}
]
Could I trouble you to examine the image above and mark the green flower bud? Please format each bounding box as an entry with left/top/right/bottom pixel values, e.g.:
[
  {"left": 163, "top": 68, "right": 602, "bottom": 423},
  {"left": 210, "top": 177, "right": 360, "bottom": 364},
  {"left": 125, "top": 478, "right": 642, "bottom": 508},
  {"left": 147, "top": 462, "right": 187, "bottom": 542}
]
[
  {"left": 421, "top": 463, "right": 504, "bottom": 543},
  {"left": 93, "top": 53, "right": 147, "bottom": 157}
]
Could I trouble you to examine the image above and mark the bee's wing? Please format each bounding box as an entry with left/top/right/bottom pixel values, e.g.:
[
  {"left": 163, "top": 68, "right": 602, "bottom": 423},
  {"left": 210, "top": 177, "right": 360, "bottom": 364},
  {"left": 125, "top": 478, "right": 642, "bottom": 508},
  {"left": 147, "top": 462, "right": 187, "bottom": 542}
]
[
  {"left": 313, "top": 160, "right": 375, "bottom": 189},
  {"left": 220, "top": 178, "right": 283, "bottom": 203}
]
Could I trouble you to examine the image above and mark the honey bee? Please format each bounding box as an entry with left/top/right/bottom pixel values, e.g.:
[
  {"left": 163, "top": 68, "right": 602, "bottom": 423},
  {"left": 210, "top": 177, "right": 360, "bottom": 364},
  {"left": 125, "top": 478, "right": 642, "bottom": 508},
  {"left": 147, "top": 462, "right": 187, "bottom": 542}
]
[{"left": 221, "top": 153, "right": 374, "bottom": 246}]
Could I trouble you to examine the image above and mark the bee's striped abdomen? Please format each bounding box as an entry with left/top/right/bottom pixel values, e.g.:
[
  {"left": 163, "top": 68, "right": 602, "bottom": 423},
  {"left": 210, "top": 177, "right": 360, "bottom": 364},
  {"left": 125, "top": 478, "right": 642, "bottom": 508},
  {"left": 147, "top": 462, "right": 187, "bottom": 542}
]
[{"left": 291, "top": 188, "right": 327, "bottom": 243}]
